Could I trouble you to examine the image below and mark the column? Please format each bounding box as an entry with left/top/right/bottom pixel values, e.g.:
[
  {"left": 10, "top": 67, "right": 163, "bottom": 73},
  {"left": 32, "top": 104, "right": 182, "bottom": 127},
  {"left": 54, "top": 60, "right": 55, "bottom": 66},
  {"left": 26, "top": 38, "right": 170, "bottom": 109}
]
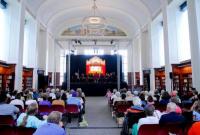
[
  {"left": 14, "top": 0, "right": 25, "bottom": 91},
  {"left": 67, "top": 41, "right": 71, "bottom": 90},
  {"left": 161, "top": 0, "right": 172, "bottom": 92},
  {"left": 187, "top": 0, "right": 200, "bottom": 91},
  {"left": 117, "top": 44, "right": 121, "bottom": 90},
  {"left": 32, "top": 21, "right": 41, "bottom": 89},
  {"left": 138, "top": 33, "right": 143, "bottom": 85}
]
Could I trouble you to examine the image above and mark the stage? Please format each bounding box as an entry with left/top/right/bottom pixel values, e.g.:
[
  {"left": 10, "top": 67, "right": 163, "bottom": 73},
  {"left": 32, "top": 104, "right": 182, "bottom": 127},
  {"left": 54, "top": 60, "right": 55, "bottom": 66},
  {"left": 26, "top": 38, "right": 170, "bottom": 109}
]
[{"left": 70, "top": 82, "right": 117, "bottom": 96}]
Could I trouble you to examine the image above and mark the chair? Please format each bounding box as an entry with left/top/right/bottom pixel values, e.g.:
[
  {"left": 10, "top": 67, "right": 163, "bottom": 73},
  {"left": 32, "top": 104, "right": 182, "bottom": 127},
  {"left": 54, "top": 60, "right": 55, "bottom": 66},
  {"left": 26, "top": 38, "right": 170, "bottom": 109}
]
[
  {"left": 0, "top": 115, "right": 15, "bottom": 126},
  {"left": 38, "top": 105, "right": 51, "bottom": 115},
  {"left": 0, "top": 125, "right": 16, "bottom": 135},
  {"left": 15, "top": 127, "right": 36, "bottom": 135},
  {"left": 138, "top": 124, "right": 168, "bottom": 135},
  {"left": 65, "top": 104, "right": 79, "bottom": 114},
  {"left": 51, "top": 105, "right": 65, "bottom": 113},
  {"left": 65, "top": 104, "right": 80, "bottom": 123},
  {"left": 115, "top": 101, "right": 130, "bottom": 117}
]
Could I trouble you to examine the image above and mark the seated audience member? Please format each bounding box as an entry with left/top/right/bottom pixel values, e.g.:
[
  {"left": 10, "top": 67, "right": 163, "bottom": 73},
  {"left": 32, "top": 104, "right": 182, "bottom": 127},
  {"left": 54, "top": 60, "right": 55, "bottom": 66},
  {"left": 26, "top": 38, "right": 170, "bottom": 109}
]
[
  {"left": 61, "top": 93, "right": 67, "bottom": 101},
  {"left": 126, "top": 91, "right": 133, "bottom": 101},
  {"left": 25, "top": 93, "right": 38, "bottom": 106},
  {"left": 0, "top": 91, "right": 19, "bottom": 119},
  {"left": 111, "top": 89, "right": 118, "bottom": 100},
  {"left": 33, "top": 89, "right": 40, "bottom": 100},
  {"left": 139, "top": 93, "right": 147, "bottom": 107},
  {"left": 159, "top": 91, "right": 170, "bottom": 105},
  {"left": 33, "top": 111, "right": 66, "bottom": 135},
  {"left": 188, "top": 121, "right": 200, "bottom": 135},
  {"left": 49, "top": 89, "right": 56, "bottom": 100},
  {"left": 137, "top": 105, "right": 159, "bottom": 131},
  {"left": 121, "top": 93, "right": 126, "bottom": 101},
  {"left": 127, "top": 97, "right": 144, "bottom": 113},
  {"left": 67, "top": 91, "right": 82, "bottom": 109},
  {"left": 113, "top": 92, "right": 122, "bottom": 105},
  {"left": 17, "top": 103, "right": 46, "bottom": 128},
  {"left": 159, "top": 102, "right": 185, "bottom": 125},
  {"left": 147, "top": 95, "right": 154, "bottom": 105},
  {"left": 105, "top": 89, "right": 112, "bottom": 100},
  {"left": 52, "top": 93, "right": 65, "bottom": 107},
  {"left": 191, "top": 100, "right": 200, "bottom": 121},
  {"left": 170, "top": 97, "right": 182, "bottom": 114},
  {"left": 39, "top": 93, "right": 51, "bottom": 107},
  {"left": 10, "top": 92, "right": 24, "bottom": 109}
]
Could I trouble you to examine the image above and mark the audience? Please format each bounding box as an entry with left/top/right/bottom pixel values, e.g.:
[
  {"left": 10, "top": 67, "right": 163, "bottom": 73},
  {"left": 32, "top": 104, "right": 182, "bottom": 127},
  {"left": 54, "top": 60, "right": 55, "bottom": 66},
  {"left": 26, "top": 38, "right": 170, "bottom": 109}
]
[
  {"left": 17, "top": 103, "right": 46, "bottom": 128},
  {"left": 10, "top": 92, "right": 24, "bottom": 109},
  {"left": 52, "top": 93, "right": 65, "bottom": 107},
  {"left": 191, "top": 100, "right": 200, "bottom": 121},
  {"left": 159, "top": 102, "right": 185, "bottom": 125},
  {"left": 39, "top": 93, "right": 51, "bottom": 107},
  {"left": 137, "top": 105, "right": 159, "bottom": 131},
  {"left": 25, "top": 93, "right": 38, "bottom": 106},
  {"left": 33, "top": 111, "right": 66, "bottom": 135},
  {"left": 113, "top": 92, "right": 122, "bottom": 105},
  {"left": 0, "top": 91, "right": 19, "bottom": 119}
]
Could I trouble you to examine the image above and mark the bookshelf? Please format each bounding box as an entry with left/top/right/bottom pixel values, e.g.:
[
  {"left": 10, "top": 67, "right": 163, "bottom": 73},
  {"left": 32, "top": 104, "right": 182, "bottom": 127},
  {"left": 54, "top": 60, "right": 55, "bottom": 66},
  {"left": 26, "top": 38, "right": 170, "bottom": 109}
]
[
  {"left": 22, "top": 67, "right": 33, "bottom": 90},
  {"left": 143, "top": 70, "right": 150, "bottom": 91},
  {"left": 155, "top": 67, "right": 165, "bottom": 90},
  {"left": 172, "top": 61, "right": 192, "bottom": 92},
  {"left": 0, "top": 61, "right": 15, "bottom": 91},
  {"left": 135, "top": 72, "right": 140, "bottom": 85}
]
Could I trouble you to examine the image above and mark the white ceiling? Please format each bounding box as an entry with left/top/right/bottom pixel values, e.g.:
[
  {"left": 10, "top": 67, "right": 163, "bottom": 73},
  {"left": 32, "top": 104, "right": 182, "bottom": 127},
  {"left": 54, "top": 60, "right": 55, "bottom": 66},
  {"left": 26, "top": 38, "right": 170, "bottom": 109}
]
[{"left": 25, "top": 0, "right": 162, "bottom": 38}]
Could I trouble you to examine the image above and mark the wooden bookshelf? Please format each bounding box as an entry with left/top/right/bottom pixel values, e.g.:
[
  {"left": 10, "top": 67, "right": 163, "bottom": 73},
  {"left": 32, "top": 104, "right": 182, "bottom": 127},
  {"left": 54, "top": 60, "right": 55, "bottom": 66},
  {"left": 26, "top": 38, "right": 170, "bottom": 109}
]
[
  {"left": 143, "top": 70, "right": 150, "bottom": 91},
  {"left": 135, "top": 72, "right": 140, "bottom": 85},
  {"left": 22, "top": 67, "right": 33, "bottom": 90},
  {"left": 0, "top": 61, "right": 15, "bottom": 91},
  {"left": 172, "top": 60, "right": 192, "bottom": 92},
  {"left": 155, "top": 67, "right": 165, "bottom": 90}
]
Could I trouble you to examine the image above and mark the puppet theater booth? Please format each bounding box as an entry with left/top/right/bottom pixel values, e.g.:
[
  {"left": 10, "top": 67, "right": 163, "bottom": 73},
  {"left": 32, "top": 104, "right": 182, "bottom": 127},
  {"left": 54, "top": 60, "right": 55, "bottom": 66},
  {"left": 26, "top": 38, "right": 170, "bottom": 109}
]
[{"left": 64, "top": 55, "right": 123, "bottom": 96}]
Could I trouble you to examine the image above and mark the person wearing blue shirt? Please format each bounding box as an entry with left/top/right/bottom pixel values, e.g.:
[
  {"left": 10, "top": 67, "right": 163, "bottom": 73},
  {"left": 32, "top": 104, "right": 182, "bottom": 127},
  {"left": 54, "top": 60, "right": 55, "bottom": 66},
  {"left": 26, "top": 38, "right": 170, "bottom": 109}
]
[
  {"left": 33, "top": 111, "right": 66, "bottom": 135},
  {"left": 17, "top": 103, "right": 46, "bottom": 128}
]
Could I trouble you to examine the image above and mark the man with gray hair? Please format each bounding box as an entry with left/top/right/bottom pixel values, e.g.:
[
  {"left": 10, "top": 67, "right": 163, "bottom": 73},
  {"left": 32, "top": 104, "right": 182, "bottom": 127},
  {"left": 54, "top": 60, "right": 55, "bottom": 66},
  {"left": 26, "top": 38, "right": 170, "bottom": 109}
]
[
  {"left": 34, "top": 111, "right": 66, "bottom": 135},
  {"left": 159, "top": 102, "right": 185, "bottom": 125}
]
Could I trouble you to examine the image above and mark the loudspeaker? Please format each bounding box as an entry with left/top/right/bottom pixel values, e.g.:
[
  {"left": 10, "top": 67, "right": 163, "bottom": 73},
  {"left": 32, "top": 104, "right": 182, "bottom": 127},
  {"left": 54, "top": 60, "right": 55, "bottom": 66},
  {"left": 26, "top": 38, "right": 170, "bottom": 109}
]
[{"left": 169, "top": 72, "right": 173, "bottom": 79}]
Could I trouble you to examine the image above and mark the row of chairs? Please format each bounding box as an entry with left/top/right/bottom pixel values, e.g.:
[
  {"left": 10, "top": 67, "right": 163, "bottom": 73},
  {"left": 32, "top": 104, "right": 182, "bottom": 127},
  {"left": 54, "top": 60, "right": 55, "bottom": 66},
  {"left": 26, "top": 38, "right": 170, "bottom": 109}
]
[
  {"left": 14, "top": 104, "right": 79, "bottom": 115},
  {"left": 0, "top": 125, "right": 35, "bottom": 135}
]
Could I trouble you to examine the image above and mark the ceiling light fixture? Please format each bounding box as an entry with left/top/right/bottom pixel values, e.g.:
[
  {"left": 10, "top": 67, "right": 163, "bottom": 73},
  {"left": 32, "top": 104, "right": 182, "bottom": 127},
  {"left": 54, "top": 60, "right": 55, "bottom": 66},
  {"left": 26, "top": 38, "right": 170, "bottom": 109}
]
[{"left": 82, "top": 0, "right": 107, "bottom": 36}]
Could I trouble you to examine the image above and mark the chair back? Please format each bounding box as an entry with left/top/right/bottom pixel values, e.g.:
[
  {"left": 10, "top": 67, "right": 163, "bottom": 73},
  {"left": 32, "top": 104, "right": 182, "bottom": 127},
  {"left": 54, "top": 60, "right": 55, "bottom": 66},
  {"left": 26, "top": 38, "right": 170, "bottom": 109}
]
[
  {"left": 127, "top": 112, "right": 145, "bottom": 128},
  {"left": 38, "top": 105, "right": 51, "bottom": 115},
  {"left": 0, "top": 115, "right": 15, "bottom": 126},
  {"left": 0, "top": 125, "right": 15, "bottom": 135},
  {"left": 52, "top": 105, "right": 65, "bottom": 113},
  {"left": 65, "top": 104, "right": 79, "bottom": 114},
  {"left": 15, "top": 127, "right": 36, "bottom": 135},
  {"left": 15, "top": 105, "right": 24, "bottom": 112},
  {"left": 115, "top": 101, "right": 130, "bottom": 113},
  {"left": 138, "top": 124, "right": 168, "bottom": 135}
]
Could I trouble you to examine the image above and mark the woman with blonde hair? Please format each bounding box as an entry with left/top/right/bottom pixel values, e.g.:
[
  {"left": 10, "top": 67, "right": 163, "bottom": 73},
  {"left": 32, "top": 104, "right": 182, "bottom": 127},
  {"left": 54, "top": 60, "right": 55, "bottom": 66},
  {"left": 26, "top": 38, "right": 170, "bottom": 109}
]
[{"left": 17, "top": 103, "right": 46, "bottom": 128}]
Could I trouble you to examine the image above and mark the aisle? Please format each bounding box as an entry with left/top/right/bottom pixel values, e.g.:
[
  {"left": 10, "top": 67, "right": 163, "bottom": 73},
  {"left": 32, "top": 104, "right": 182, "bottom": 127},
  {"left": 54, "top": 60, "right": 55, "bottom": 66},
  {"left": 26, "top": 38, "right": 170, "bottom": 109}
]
[{"left": 67, "top": 97, "right": 121, "bottom": 135}]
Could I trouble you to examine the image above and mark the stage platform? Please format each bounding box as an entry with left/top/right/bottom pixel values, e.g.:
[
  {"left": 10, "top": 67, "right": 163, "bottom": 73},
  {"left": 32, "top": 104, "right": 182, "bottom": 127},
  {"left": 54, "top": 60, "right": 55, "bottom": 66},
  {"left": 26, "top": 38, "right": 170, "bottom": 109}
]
[{"left": 70, "top": 82, "right": 127, "bottom": 96}]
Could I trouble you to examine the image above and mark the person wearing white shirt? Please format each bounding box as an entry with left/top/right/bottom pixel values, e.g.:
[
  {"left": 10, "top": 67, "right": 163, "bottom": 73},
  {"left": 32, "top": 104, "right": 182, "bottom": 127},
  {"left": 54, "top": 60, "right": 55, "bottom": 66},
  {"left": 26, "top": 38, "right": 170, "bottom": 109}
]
[
  {"left": 25, "top": 94, "right": 38, "bottom": 106},
  {"left": 137, "top": 105, "right": 159, "bottom": 131},
  {"left": 10, "top": 93, "right": 24, "bottom": 109}
]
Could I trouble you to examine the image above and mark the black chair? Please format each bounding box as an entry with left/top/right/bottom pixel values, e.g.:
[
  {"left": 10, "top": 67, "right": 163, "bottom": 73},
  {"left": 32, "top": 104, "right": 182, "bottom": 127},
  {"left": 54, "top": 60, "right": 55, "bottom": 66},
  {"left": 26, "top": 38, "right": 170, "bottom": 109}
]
[{"left": 127, "top": 112, "right": 145, "bottom": 129}]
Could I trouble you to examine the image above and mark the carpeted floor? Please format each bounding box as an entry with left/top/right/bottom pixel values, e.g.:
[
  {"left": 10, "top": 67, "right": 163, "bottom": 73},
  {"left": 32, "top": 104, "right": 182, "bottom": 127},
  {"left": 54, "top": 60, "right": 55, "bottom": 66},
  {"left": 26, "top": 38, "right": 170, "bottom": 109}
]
[{"left": 66, "top": 97, "right": 121, "bottom": 135}]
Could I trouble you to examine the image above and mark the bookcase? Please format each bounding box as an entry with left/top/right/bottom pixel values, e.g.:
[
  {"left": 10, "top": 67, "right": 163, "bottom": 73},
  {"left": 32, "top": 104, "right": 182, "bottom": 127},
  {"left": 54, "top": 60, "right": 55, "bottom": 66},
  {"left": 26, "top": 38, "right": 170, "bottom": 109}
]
[
  {"left": 22, "top": 67, "right": 33, "bottom": 90},
  {"left": 155, "top": 67, "right": 165, "bottom": 90},
  {"left": 143, "top": 70, "right": 150, "bottom": 91},
  {"left": 0, "top": 61, "right": 15, "bottom": 91},
  {"left": 135, "top": 72, "right": 140, "bottom": 85},
  {"left": 172, "top": 61, "right": 192, "bottom": 92}
]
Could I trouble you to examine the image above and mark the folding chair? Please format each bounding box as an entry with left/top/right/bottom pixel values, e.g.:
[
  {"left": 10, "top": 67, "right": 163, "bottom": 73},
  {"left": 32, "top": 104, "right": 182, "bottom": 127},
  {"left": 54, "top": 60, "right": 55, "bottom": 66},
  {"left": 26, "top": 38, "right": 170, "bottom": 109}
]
[
  {"left": 38, "top": 105, "right": 51, "bottom": 115},
  {"left": 51, "top": 105, "right": 65, "bottom": 113},
  {"left": 0, "top": 115, "right": 15, "bottom": 126}
]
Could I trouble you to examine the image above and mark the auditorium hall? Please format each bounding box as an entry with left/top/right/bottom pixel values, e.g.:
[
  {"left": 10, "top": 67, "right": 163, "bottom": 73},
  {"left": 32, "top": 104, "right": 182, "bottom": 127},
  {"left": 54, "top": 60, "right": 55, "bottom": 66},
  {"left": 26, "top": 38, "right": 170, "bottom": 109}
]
[{"left": 0, "top": 0, "right": 200, "bottom": 135}]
